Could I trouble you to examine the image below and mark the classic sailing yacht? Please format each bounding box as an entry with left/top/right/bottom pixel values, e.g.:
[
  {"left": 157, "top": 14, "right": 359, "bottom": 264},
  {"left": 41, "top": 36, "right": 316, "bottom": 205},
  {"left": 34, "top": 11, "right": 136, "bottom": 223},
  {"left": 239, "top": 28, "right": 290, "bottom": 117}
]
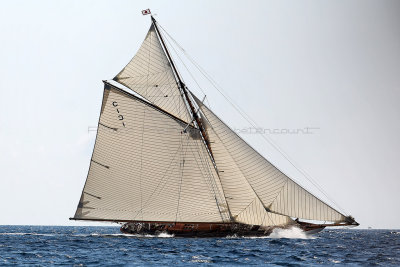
[{"left": 70, "top": 11, "right": 359, "bottom": 237}]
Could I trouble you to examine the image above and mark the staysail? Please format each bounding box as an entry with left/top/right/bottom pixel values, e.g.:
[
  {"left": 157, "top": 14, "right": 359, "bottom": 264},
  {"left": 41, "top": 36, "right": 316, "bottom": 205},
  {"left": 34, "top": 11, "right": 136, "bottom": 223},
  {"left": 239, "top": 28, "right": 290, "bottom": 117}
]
[
  {"left": 193, "top": 96, "right": 346, "bottom": 223},
  {"left": 113, "top": 24, "right": 191, "bottom": 123},
  {"left": 74, "top": 83, "right": 230, "bottom": 223},
  {"left": 190, "top": 96, "right": 291, "bottom": 226}
]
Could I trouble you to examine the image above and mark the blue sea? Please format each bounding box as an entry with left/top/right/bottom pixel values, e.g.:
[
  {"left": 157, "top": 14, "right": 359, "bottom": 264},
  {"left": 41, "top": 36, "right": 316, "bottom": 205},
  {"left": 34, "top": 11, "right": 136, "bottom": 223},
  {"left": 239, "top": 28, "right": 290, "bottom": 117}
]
[{"left": 0, "top": 226, "right": 399, "bottom": 266}]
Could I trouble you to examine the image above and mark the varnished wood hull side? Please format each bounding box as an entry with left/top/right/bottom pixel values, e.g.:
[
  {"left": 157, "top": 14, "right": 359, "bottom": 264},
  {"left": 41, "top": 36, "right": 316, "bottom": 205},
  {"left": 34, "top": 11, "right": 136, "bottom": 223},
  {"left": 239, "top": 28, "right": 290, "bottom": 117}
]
[{"left": 120, "top": 222, "right": 324, "bottom": 237}]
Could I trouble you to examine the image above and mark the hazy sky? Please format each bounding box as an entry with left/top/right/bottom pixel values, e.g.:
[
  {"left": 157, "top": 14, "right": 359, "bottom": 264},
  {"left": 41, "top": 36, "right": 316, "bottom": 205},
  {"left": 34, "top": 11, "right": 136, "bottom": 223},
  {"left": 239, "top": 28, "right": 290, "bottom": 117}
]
[{"left": 0, "top": 0, "right": 399, "bottom": 229}]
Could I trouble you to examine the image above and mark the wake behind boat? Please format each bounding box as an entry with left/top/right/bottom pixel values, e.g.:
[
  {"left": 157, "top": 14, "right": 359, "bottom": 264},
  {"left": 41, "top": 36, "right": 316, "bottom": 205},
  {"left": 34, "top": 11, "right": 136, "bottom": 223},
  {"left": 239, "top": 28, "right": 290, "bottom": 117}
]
[{"left": 70, "top": 10, "right": 358, "bottom": 237}]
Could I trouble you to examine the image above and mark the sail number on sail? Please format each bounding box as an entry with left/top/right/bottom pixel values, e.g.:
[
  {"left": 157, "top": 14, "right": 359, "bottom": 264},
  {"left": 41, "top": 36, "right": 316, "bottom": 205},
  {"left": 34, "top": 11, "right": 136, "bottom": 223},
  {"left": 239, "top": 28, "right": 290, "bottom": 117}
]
[{"left": 112, "top": 101, "right": 126, "bottom": 127}]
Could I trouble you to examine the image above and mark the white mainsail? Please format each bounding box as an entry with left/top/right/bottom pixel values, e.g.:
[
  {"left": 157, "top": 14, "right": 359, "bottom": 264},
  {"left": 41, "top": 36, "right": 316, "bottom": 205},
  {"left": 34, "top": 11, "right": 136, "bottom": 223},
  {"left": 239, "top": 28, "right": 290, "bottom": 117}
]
[{"left": 74, "top": 84, "right": 230, "bottom": 223}]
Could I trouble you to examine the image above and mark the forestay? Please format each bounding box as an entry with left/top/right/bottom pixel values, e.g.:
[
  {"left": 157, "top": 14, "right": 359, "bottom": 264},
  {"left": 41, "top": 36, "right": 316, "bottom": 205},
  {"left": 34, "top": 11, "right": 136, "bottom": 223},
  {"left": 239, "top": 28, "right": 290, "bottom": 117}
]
[
  {"left": 74, "top": 84, "right": 230, "bottom": 223},
  {"left": 113, "top": 24, "right": 191, "bottom": 123},
  {"left": 194, "top": 96, "right": 346, "bottom": 223}
]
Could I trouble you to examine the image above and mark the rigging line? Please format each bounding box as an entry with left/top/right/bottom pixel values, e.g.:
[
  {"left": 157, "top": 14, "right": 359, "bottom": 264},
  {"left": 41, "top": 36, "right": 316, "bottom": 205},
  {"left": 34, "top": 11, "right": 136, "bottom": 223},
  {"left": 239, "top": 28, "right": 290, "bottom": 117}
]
[
  {"left": 174, "top": 132, "right": 186, "bottom": 222},
  {"left": 188, "top": 135, "right": 221, "bottom": 202},
  {"left": 132, "top": 136, "right": 185, "bottom": 220},
  {"left": 191, "top": 138, "right": 231, "bottom": 223},
  {"left": 161, "top": 30, "right": 208, "bottom": 98},
  {"left": 158, "top": 24, "right": 206, "bottom": 92},
  {"left": 192, "top": 142, "right": 218, "bottom": 200},
  {"left": 197, "top": 106, "right": 271, "bottom": 218},
  {"left": 157, "top": 25, "right": 347, "bottom": 216},
  {"left": 153, "top": 20, "right": 185, "bottom": 84},
  {"left": 157, "top": 25, "right": 211, "bottom": 108},
  {"left": 189, "top": 141, "right": 224, "bottom": 221},
  {"left": 152, "top": 19, "right": 193, "bottom": 124},
  {"left": 154, "top": 40, "right": 189, "bottom": 123},
  {"left": 155, "top": 20, "right": 217, "bottom": 177},
  {"left": 184, "top": 115, "right": 231, "bottom": 222},
  {"left": 235, "top": 198, "right": 257, "bottom": 218},
  {"left": 143, "top": 133, "right": 191, "bottom": 211},
  {"left": 196, "top": 91, "right": 347, "bottom": 220},
  {"left": 193, "top": 135, "right": 224, "bottom": 201},
  {"left": 197, "top": 64, "right": 348, "bottom": 216},
  {"left": 137, "top": 27, "right": 155, "bottom": 221},
  {"left": 138, "top": 105, "right": 147, "bottom": 221},
  {"left": 165, "top": 35, "right": 211, "bottom": 110},
  {"left": 263, "top": 209, "right": 278, "bottom": 227}
]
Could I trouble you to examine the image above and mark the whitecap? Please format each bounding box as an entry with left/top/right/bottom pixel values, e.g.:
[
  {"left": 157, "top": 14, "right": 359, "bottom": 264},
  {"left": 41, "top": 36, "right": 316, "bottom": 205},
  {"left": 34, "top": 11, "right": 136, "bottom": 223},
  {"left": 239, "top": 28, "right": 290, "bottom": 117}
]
[
  {"left": 328, "top": 258, "right": 341, "bottom": 263},
  {"left": 268, "top": 227, "right": 313, "bottom": 239},
  {"left": 190, "top": 255, "right": 212, "bottom": 263},
  {"left": 74, "top": 232, "right": 175, "bottom": 238},
  {"left": 0, "top": 233, "right": 54, "bottom": 237}
]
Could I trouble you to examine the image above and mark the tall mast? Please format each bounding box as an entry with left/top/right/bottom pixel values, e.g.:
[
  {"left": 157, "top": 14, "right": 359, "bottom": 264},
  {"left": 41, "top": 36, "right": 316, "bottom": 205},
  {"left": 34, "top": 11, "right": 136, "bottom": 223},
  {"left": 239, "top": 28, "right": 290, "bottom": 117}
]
[{"left": 151, "top": 16, "right": 216, "bottom": 166}]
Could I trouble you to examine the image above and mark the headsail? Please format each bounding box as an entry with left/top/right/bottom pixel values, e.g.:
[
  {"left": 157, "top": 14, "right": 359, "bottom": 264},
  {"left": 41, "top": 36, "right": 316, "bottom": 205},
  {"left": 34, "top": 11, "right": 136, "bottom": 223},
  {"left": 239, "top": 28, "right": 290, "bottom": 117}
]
[
  {"left": 73, "top": 83, "right": 230, "bottom": 223},
  {"left": 235, "top": 197, "right": 291, "bottom": 226},
  {"left": 113, "top": 24, "right": 191, "bottom": 123},
  {"left": 191, "top": 95, "right": 290, "bottom": 226},
  {"left": 194, "top": 96, "right": 347, "bottom": 223}
]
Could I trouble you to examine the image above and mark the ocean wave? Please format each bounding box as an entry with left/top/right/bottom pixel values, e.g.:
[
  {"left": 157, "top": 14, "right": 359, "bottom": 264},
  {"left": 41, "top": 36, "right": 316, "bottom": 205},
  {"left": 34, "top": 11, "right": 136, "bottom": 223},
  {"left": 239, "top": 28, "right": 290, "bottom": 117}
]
[
  {"left": 226, "top": 227, "right": 315, "bottom": 239},
  {"left": 328, "top": 258, "right": 342, "bottom": 263},
  {"left": 0, "top": 226, "right": 399, "bottom": 266},
  {"left": 0, "top": 233, "right": 55, "bottom": 237},
  {"left": 190, "top": 255, "right": 212, "bottom": 263},
  {"left": 0, "top": 228, "right": 312, "bottom": 239},
  {"left": 72, "top": 232, "right": 175, "bottom": 238}
]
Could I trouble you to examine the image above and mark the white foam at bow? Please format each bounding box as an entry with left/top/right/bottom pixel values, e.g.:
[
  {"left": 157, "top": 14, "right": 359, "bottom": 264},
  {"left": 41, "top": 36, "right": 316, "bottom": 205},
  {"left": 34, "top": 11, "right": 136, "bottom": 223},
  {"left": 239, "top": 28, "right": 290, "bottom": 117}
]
[
  {"left": 268, "top": 226, "right": 312, "bottom": 239},
  {"left": 157, "top": 232, "right": 175, "bottom": 238}
]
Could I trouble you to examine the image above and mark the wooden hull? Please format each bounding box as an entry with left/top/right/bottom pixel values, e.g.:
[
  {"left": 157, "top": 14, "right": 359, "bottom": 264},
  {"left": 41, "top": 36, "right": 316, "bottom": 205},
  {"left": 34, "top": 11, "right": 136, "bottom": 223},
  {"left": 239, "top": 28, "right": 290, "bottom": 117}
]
[
  {"left": 120, "top": 222, "right": 324, "bottom": 237},
  {"left": 295, "top": 221, "right": 326, "bottom": 235}
]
